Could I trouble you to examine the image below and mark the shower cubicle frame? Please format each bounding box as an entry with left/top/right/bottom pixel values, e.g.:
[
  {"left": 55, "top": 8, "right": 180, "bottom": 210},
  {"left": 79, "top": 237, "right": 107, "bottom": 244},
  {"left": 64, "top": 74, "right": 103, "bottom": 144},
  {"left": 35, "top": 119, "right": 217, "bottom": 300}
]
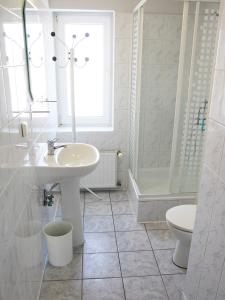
[
  {"left": 169, "top": 1, "right": 200, "bottom": 192},
  {"left": 169, "top": 0, "right": 218, "bottom": 193},
  {"left": 131, "top": 0, "right": 219, "bottom": 194},
  {"left": 128, "top": 0, "right": 219, "bottom": 221},
  {"left": 129, "top": 0, "right": 146, "bottom": 180}
]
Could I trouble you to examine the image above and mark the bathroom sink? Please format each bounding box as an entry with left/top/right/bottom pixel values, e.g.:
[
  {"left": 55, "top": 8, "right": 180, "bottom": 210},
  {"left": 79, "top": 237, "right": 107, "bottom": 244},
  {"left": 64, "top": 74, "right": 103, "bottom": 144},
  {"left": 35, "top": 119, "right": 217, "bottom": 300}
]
[
  {"left": 35, "top": 143, "right": 100, "bottom": 184},
  {"left": 43, "top": 143, "right": 99, "bottom": 177},
  {"left": 33, "top": 142, "right": 100, "bottom": 247},
  {"left": 57, "top": 143, "right": 99, "bottom": 167}
]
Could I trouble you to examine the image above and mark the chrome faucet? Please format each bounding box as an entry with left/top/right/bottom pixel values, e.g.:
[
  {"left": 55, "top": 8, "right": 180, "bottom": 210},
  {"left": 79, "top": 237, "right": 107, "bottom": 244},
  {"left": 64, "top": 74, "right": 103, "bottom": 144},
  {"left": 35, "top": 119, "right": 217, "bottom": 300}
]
[{"left": 47, "top": 138, "right": 67, "bottom": 155}]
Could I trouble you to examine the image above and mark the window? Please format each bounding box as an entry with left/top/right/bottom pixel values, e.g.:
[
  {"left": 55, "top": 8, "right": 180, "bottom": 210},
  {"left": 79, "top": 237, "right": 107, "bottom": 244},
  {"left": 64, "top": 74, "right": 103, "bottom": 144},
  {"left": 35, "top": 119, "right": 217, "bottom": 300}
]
[{"left": 55, "top": 12, "right": 114, "bottom": 129}]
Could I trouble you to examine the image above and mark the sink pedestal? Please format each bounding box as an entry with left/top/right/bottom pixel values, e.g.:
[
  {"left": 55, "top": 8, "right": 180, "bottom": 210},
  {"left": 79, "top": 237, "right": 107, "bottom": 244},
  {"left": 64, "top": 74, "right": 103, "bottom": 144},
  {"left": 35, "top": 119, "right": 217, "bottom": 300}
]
[{"left": 60, "top": 178, "right": 84, "bottom": 247}]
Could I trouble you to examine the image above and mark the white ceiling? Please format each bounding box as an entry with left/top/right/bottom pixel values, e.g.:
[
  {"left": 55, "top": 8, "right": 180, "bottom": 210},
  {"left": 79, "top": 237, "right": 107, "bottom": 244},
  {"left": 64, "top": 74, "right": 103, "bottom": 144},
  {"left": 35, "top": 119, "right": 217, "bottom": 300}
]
[
  {"left": 49, "top": 0, "right": 139, "bottom": 12},
  {"left": 49, "top": 0, "right": 183, "bottom": 13}
]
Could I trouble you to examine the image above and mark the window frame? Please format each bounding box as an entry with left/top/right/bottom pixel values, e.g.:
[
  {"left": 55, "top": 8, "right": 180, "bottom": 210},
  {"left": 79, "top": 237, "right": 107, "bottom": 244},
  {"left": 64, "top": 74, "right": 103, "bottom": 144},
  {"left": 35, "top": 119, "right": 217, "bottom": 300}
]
[{"left": 54, "top": 11, "right": 114, "bottom": 129}]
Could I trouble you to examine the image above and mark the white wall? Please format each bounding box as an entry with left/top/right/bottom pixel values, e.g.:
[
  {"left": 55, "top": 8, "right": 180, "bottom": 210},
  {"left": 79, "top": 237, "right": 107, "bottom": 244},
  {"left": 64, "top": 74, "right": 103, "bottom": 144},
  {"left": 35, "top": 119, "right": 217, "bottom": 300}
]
[
  {"left": 144, "top": 0, "right": 183, "bottom": 14},
  {"left": 184, "top": 0, "right": 225, "bottom": 298},
  {"left": 0, "top": 1, "right": 56, "bottom": 299},
  {"left": 28, "top": 0, "right": 50, "bottom": 8}
]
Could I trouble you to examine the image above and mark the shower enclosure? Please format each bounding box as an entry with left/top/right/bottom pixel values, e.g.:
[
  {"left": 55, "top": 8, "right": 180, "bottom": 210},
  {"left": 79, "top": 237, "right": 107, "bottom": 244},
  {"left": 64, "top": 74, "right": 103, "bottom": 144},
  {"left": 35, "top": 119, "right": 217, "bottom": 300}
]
[{"left": 128, "top": 0, "right": 219, "bottom": 221}]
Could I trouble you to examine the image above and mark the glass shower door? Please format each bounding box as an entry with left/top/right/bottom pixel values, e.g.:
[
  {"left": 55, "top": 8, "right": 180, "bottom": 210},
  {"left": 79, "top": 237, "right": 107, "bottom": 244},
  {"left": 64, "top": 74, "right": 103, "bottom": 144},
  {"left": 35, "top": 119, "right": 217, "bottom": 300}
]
[{"left": 169, "top": 1, "right": 219, "bottom": 193}]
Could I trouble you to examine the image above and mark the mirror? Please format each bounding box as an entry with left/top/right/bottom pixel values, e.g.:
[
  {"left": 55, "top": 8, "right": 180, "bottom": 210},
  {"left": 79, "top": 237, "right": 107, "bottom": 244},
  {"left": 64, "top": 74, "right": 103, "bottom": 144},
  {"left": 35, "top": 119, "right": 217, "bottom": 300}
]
[
  {"left": 0, "top": 2, "right": 28, "bottom": 119},
  {"left": 22, "top": 1, "right": 57, "bottom": 105}
]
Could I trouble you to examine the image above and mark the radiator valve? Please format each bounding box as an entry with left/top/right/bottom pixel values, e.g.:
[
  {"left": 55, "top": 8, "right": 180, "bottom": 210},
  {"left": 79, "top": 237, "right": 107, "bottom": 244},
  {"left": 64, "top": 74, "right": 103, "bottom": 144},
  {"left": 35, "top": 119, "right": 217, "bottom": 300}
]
[
  {"left": 117, "top": 150, "right": 123, "bottom": 158},
  {"left": 117, "top": 180, "right": 122, "bottom": 187}
]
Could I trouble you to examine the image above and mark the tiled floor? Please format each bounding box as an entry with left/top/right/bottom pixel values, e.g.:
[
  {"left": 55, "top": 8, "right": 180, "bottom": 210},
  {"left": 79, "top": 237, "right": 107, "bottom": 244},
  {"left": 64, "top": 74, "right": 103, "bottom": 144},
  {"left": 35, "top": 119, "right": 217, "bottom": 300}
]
[{"left": 40, "top": 191, "right": 186, "bottom": 300}]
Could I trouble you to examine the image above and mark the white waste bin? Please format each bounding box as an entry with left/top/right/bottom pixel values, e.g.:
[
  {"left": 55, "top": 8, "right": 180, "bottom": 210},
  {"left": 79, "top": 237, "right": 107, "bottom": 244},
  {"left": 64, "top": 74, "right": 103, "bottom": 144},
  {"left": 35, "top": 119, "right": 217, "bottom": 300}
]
[{"left": 43, "top": 220, "right": 73, "bottom": 267}]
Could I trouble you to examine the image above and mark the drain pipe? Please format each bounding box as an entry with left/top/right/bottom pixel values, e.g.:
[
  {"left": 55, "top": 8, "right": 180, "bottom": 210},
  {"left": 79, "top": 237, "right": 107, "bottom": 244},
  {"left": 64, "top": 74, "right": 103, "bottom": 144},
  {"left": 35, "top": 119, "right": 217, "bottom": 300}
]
[
  {"left": 80, "top": 184, "right": 102, "bottom": 200},
  {"left": 49, "top": 182, "right": 60, "bottom": 192},
  {"left": 45, "top": 182, "right": 103, "bottom": 202}
]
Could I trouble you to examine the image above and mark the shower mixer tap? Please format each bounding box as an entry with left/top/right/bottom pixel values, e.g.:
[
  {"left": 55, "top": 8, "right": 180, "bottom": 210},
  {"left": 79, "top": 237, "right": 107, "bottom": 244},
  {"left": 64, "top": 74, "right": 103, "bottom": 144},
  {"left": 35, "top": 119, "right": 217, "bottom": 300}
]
[
  {"left": 200, "top": 118, "right": 206, "bottom": 132},
  {"left": 196, "top": 99, "right": 208, "bottom": 130}
]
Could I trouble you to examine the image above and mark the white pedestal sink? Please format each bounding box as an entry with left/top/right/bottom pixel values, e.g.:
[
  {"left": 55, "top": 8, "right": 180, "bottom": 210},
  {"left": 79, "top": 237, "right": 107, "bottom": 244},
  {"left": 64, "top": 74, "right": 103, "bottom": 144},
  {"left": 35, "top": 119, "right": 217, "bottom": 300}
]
[
  {"left": 60, "top": 178, "right": 83, "bottom": 246},
  {"left": 35, "top": 143, "right": 100, "bottom": 247}
]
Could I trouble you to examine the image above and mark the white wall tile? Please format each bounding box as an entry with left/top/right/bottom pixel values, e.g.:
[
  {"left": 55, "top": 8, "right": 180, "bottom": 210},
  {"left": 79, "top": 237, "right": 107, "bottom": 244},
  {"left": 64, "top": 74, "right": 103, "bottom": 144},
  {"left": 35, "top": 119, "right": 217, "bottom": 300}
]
[
  {"left": 216, "top": 260, "right": 225, "bottom": 300},
  {"left": 115, "top": 38, "right": 131, "bottom": 64},
  {"left": 115, "top": 13, "right": 132, "bottom": 39},
  {"left": 185, "top": 166, "right": 218, "bottom": 299},
  {"left": 163, "top": 39, "right": 180, "bottom": 64},
  {"left": 203, "top": 119, "right": 225, "bottom": 174},
  {"left": 209, "top": 70, "right": 225, "bottom": 125},
  {"left": 139, "top": 13, "right": 181, "bottom": 169},
  {"left": 143, "top": 39, "right": 165, "bottom": 65},
  {"left": 197, "top": 179, "right": 225, "bottom": 300},
  {"left": 114, "top": 87, "right": 130, "bottom": 110},
  {"left": 114, "top": 108, "right": 129, "bottom": 132},
  {"left": 138, "top": 199, "right": 180, "bottom": 222},
  {"left": 115, "top": 63, "right": 130, "bottom": 88},
  {"left": 164, "top": 15, "right": 182, "bottom": 40},
  {"left": 0, "top": 3, "right": 55, "bottom": 300},
  {"left": 184, "top": 1, "right": 225, "bottom": 298},
  {"left": 215, "top": 6, "right": 225, "bottom": 70},
  {"left": 143, "top": 15, "right": 166, "bottom": 40}
]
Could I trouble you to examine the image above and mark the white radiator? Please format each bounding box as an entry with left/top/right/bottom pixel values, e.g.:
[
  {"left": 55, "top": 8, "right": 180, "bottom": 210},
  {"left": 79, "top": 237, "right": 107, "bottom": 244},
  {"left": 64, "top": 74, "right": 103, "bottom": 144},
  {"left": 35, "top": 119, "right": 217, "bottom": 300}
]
[{"left": 80, "top": 151, "right": 118, "bottom": 189}]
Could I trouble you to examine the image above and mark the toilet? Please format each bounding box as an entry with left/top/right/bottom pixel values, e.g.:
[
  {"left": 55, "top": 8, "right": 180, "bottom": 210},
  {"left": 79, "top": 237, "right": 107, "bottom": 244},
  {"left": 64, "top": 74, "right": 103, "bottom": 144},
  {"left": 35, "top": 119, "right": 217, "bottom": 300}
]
[{"left": 166, "top": 204, "right": 197, "bottom": 269}]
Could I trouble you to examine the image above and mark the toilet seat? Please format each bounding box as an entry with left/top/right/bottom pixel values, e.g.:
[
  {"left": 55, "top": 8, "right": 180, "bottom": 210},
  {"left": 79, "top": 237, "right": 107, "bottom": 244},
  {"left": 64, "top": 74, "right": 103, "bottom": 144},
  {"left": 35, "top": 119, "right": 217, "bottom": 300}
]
[{"left": 166, "top": 205, "right": 197, "bottom": 233}]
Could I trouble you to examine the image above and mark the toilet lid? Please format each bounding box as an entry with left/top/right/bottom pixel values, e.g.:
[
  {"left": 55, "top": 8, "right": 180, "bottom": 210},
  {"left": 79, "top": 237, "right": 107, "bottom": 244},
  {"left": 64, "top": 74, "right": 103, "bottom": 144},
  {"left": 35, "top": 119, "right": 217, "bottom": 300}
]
[{"left": 166, "top": 205, "right": 197, "bottom": 233}]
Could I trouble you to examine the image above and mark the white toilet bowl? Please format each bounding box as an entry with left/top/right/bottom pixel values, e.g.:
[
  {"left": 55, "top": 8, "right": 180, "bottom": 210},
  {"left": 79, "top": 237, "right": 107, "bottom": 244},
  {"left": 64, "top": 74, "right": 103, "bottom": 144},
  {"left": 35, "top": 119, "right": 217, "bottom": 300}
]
[{"left": 166, "top": 205, "right": 197, "bottom": 269}]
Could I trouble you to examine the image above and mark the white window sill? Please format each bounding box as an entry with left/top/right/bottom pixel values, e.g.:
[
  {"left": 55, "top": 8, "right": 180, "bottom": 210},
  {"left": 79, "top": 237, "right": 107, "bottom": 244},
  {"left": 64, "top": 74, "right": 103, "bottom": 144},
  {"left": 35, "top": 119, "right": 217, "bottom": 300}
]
[
  {"left": 36, "top": 126, "right": 114, "bottom": 133},
  {"left": 77, "top": 127, "right": 114, "bottom": 133}
]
